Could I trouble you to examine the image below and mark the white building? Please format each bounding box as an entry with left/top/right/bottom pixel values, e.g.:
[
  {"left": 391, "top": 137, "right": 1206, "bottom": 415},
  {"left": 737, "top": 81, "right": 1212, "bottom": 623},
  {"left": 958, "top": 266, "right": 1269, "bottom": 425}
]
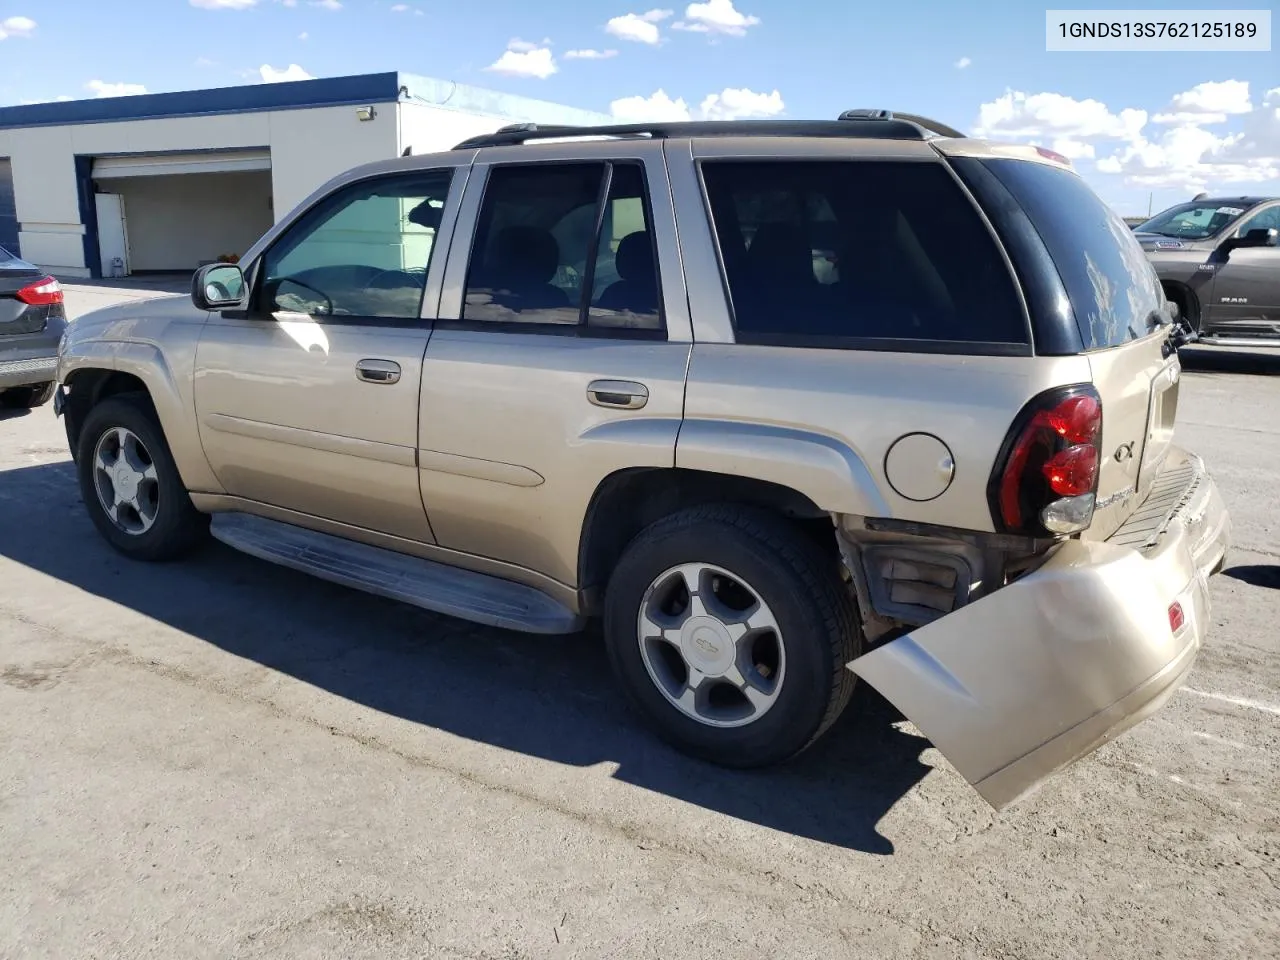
[{"left": 0, "top": 72, "right": 610, "bottom": 278}]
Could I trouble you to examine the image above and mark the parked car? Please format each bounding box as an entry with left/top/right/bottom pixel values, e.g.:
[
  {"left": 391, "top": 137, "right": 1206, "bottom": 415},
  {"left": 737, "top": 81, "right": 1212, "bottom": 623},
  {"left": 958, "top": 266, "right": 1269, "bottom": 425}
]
[
  {"left": 0, "top": 246, "right": 65, "bottom": 410},
  {"left": 1134, "top": 195, "right": 1280, "bottom": 346},
  {"left": 53, "top": 113, "right": 1230, "bottom": 810}
]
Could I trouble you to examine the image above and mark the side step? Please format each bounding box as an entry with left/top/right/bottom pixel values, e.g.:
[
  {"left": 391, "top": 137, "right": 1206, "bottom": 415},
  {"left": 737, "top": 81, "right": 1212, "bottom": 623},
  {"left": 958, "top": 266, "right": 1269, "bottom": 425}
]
[{"left": 209, "top": 513, "right": 584, "bottom": 635}]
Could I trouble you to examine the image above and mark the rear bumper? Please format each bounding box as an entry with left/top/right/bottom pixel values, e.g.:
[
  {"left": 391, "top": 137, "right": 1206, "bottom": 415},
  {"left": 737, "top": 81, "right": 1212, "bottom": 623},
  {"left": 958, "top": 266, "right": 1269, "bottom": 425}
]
[
  {"left": 850, "top": 446, "right": 1230, "bottom": 810},
  {"left": 0, "top": 355, "right": 58, "bottom": 390}
]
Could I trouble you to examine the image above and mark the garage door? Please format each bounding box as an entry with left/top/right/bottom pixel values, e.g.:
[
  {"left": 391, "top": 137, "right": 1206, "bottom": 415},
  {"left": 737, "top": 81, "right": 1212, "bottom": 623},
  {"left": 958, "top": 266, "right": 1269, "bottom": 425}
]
[
  {"left": 92, "top": 149, "right": 270, "bottom": 180},
  {"left": 0, "top": 159, "right": 19, "bottom": 256}
]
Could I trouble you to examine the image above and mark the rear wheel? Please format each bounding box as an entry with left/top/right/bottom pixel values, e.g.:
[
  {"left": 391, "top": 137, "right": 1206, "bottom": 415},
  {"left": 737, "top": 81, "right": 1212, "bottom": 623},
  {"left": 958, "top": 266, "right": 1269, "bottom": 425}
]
[
  {"left": 0, "top": 382, "right": 55, "bottom": 409},
  {"left": 76, "top": 395, "right": 209, "bottom": 561},
  {"left": 603, "top": 504, "right": 861, "bottom": 767}
]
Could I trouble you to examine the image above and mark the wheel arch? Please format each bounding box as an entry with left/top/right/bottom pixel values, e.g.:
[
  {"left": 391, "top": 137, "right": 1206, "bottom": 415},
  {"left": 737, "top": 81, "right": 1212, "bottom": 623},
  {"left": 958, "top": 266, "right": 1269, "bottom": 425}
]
[
  {"left": 1161, "top": 279, "right": 1202, "bottom": 332},
  {"left": 61, "top": 345, "right": 222, "bottom": 493},
  {"left": 577, "top": 467, "right": 838, "bottom": 616}
]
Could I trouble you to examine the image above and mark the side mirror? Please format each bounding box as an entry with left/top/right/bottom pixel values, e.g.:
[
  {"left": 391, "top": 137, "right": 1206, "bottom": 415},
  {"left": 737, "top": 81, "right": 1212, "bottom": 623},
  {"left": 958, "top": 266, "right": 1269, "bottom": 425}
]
[
  {"left": 1241, "top": 227, "right": 1279, "bottom": 248},
  {"left": 192, "top": 263, "right": 247, "bottom": 311},
  {"left": 1218, "top": 227, "right": 1279, "bottom": 260}
]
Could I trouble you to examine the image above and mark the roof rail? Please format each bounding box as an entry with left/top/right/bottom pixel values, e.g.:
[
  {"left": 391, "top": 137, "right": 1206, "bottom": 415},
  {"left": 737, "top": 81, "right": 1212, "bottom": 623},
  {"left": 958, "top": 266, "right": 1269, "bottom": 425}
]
[
  {"left": 838, "top": 109, "right": 967, "bottom": 139},
  {"left": 451, "top": 113, "right": 965, "bottom": 151}
]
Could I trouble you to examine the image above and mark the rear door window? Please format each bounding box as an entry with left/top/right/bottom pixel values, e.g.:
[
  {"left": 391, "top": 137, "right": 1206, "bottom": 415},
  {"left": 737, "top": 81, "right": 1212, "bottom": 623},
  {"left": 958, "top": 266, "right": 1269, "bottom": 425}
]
[
  {"left": 699, "top": 160, "right": 1029, "bottom": 352},
  {"left": 975, "top": 159, "right": 1166, "bottom": 350}
]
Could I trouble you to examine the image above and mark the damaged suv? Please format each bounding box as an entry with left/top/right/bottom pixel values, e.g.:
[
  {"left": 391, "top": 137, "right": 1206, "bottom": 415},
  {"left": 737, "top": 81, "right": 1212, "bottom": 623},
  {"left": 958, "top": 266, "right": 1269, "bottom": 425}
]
[{"left": 55, "top": 112, "right": 1230, "bottom": 809}]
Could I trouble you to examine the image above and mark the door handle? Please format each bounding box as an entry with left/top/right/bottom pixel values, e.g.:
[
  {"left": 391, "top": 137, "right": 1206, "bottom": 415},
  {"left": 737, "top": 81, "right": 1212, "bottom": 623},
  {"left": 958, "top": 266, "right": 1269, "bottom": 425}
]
[
  {"left": 356, "top": 359, "right": 401, "bottom": 384},
  {"left": 587, "top": 379, "right": 648, "bottom": 410}
]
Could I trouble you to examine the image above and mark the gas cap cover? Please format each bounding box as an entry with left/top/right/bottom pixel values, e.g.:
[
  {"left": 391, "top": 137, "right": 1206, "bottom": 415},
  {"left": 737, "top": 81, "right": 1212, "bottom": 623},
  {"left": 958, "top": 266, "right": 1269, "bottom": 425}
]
[{"left": 884, "top": 432, "right": 955, "bottom": 502}]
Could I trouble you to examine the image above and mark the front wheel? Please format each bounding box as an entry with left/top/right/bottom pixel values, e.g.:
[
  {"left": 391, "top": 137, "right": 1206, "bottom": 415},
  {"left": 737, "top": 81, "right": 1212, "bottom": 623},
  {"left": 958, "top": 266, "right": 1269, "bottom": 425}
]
[
  {"left": 603, "top": 504, "right": 861, "bottom": 768},
  {"left": 0, "top": 382, "right": 56, "bottom": 409},
  {"left": 76, "top": 395, "right": 210, "bottom": 561}
]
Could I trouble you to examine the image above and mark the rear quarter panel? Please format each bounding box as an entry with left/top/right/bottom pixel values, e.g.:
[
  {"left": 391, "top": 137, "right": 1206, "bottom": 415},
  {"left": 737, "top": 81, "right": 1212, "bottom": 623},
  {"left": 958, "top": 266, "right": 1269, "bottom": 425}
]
[{"left": 680, "top": 346, "right": 1093, "bottom": 526}]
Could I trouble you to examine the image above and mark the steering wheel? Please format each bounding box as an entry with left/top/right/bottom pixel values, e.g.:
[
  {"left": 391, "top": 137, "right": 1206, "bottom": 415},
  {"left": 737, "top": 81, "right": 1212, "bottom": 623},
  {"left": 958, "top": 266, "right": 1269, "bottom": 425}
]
[{"left": 361, "top": 268, "right": 426, "bottom": 292}]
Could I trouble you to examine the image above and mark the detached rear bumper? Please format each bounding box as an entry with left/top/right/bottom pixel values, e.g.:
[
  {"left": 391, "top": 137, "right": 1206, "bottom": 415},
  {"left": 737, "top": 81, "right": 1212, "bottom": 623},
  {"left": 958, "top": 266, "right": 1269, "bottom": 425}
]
[{"left": 849, "top": 446, "right": 1230, "bottom": 810}]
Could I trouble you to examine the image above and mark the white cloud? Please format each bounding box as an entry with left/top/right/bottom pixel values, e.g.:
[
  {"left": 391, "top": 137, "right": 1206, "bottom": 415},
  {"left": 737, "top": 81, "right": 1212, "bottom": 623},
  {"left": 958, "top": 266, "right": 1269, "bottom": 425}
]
[
  {"left": 955, "top": 56, "right": 971, "bottom": 69},
  {"left": 189, "top": 0, "right": 256, "bottom": 8},
  {"left": 298, "top": 31, "right": 308, "bottom": 39},
  {"left": 194, "top": 56, "right": 217, "bottom": 66},
  {"left": 486, "top": 42, "right": 557, "bottom": 79},
  {"left": 977, "top": 81, "right": 1279, "bottom": 192},
  {"left": 85, "top": 80, "right": 148, "bottom": 98},
  {"left": 312, "top": 0, "right": 342, "bottom": 9},
  {"left": 1048, "top": 138, "right": 1095, "bottom": 160},
  {"left": 606, "top": 9, "right": 673, "bottom": 44},
  {"left": 975, "top": 89, "right": 1147, "bottom": 141},
  {"left": 611, "top": 86, "right": 783, "bottom": 122},
  {"left": 391, "top": 2, "right": 408, "bottom": 8},
  {"left": 0, "top": 15, "right": 37, "bottom": 38},
  {"left": 564, "top": 48, "right": 618, "bottom": 60},
  {"left": 259, "top": 63, "right": 313, "bottom": 82},
  {"left": 699, "top": 87, "right": 784, "bottom": 120},
  {"left": 610, "top": 90, "right": 691, "bottom": 122},
  {"left": 673, "top": 0, "right": 759, "bottom": 36},
  {"left": 1153, "top": 79, "right": 1252, "bottom": 125}
]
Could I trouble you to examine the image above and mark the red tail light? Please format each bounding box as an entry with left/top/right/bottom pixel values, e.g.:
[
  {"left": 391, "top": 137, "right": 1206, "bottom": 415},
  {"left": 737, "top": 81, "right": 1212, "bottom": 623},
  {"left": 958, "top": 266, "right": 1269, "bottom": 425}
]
[
  {"left": 15, "top": 276, "right": 63, "bottom": 306},
  {"left": 990, "top": 386, "right": 1103, "bottom": 536}
]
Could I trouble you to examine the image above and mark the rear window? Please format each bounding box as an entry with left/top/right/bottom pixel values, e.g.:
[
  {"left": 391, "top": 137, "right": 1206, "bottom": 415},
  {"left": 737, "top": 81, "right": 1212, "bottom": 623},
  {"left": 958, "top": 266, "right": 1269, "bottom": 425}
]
[
  {"left": 978, "top": 159, "right": 1165, "bottom": 350},
  {"left": 700, "top": 160, "right": 1029, "bottom": 352}
]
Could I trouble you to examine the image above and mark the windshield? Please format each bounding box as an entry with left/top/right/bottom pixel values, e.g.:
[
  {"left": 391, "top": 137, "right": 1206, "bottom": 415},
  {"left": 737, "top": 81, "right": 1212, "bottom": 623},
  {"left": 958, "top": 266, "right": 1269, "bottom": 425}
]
[{"left": 1136, "top": 200, "right": 1257, "bottom": 240}]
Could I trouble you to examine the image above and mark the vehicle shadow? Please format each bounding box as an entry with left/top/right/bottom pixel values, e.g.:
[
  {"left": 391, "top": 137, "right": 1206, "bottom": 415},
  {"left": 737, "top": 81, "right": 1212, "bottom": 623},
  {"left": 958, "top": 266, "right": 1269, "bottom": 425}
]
[
  {"left": 0, "top": 460, "right": 934, "bottom": 854},
  {"left": 1178, "top": 346, "right": 1280, "bottom": 376},
  {"left": 0, "top": 407, "right": 32, "bottom": 422},
  {"left": 1222, "top": 564, "right": 1280, "bottom": 590}
]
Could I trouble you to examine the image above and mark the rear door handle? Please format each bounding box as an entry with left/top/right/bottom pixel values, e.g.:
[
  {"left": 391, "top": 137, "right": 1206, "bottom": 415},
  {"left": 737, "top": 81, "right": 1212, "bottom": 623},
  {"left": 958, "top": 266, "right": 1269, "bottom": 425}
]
[
  {"left": 587, "top": 379, "right": 649, "bottom": 410},
  {"left": 356, "top": 359, "right": 401, "bottom": 384}
]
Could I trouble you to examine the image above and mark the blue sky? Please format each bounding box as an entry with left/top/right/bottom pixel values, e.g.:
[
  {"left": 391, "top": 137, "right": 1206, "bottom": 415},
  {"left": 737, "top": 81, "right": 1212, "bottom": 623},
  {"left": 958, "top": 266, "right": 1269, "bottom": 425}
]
[{"left": 1, "top": 0, "right": 1276, "bottom": 215}]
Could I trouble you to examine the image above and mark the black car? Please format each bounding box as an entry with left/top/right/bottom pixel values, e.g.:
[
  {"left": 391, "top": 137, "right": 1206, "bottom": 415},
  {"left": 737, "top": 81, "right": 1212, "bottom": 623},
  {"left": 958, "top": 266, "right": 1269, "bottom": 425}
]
[{"left": 0, "top": 245, "right": 65, "bottom": 410}]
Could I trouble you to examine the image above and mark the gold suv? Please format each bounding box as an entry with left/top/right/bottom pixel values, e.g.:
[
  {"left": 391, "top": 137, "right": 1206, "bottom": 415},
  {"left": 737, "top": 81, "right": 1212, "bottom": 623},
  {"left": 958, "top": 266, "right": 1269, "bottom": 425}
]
[{"left": 55, "top": 112, "right": 1231, "bottom": 809}]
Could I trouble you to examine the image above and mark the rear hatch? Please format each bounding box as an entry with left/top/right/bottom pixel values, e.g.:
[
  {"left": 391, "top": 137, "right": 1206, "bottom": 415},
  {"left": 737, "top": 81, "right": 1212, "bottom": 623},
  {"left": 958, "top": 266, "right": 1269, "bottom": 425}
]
[
  {"left": 948, "top": 150, "right": 1179, "bottom": 539},
  {"left": 0, "top": 248, "right": 51, "bottom": 337}
]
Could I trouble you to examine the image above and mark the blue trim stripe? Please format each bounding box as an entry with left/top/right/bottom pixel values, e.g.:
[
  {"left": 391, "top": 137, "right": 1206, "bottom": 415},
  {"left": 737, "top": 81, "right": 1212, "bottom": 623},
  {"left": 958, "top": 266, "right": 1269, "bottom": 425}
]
[{"left": 0, "top": 73, "right": 402, "bottom": 131}]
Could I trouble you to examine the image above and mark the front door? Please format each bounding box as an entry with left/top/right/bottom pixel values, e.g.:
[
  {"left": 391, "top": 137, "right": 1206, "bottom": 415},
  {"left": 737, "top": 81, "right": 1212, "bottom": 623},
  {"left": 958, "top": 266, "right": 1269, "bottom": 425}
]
[
  {"left": 1203, "top": 202, "right": 1280, "bottom": 332},
  {"left": 194, "top": 165, "right": 461, "bottom": 542},
  {"left": 417, "top": 143, "right": 693, "bottom": 588}
]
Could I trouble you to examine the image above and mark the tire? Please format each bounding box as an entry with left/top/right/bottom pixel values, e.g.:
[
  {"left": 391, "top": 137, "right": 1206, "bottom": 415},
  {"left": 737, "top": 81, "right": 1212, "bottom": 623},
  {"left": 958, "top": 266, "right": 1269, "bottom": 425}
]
[
  {"left": 603, "top": 504, "right": 861, "bottom": 768},
  {"left": 0, "top": 382, "right": 56, "bottom": 409},
  {"left": 76, "top": 394, "right": 210, "bottom": 561}
]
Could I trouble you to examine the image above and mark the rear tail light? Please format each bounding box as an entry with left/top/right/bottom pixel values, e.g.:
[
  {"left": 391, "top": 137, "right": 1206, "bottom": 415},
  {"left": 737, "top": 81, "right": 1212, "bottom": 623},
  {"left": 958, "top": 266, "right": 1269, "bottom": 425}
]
[
  {"left": 15, "top": 276, "right": 64, "bottom": 306},
  {"left": 989, "top": 385, "right": 1103, "bottom": 536},
  {"left": 1168, "top": 601, "right": 1186, "bottom": 634}
]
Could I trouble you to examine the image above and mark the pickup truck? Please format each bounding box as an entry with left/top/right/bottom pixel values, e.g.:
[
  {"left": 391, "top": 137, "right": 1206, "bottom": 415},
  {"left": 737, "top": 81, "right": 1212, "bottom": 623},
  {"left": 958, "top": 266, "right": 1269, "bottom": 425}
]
[{"left": 54, "top": 112, "right": 1231, "bottom": 810}]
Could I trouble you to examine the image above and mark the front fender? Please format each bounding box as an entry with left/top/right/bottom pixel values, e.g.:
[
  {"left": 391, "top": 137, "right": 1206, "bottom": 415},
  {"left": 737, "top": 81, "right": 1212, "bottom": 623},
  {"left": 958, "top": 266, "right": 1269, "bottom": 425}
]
[
  {"left": 60, "top": 337, "right": 223, "bottom": 495},
  {"left": 675, "top": 419, "right": 891, "bottom": 518}
]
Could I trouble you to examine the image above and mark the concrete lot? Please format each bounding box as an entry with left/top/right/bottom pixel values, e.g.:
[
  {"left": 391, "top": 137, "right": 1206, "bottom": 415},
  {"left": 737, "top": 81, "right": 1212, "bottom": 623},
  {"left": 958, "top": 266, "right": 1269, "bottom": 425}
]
[{"left": 1, "top": 281, "right": 1277, "bottom": 959}]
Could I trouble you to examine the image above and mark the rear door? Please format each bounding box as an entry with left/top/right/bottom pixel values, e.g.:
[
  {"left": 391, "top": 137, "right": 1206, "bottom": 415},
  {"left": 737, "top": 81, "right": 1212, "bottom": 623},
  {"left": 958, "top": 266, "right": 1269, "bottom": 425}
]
[
  {"left": 961, "top": 156, "right": 1179, "bottom": 539},
  {"left": 418, "top": 140, "right": 692, "bottom": 589}
]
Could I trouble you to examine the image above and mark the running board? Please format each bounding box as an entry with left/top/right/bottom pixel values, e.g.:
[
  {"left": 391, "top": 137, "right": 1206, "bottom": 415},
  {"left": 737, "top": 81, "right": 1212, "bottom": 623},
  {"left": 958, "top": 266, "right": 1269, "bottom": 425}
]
[
  {"left": 1194, "top": 335, "right": 1280, "bottom": 349},
  {"left": 209, "top": 513, "right": 583, "bottom": 635}
]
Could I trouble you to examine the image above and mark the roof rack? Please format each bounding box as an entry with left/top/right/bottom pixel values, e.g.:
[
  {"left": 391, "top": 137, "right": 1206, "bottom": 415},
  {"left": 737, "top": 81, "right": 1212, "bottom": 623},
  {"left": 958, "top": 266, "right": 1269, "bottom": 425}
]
[{"left": 451, "top": 110, "right": 967, "bottom": 151}]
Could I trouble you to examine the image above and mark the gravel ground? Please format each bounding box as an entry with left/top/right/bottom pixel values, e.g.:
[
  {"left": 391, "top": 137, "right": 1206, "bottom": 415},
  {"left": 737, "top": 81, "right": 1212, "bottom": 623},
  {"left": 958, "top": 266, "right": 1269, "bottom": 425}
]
[{"left": 1, "top": 281, "right": 1277, "bottom": 959}]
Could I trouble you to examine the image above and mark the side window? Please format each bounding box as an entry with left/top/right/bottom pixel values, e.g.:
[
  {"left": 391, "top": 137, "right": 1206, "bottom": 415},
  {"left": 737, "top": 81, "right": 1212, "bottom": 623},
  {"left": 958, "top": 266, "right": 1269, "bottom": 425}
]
[
  {"left": 701, "top": 161, "right": 1028, "bottom": 348},
  {"left": 463, "top": 162, "right": 663, "bottom": 332},
  {"left": 1236, "top": 205, "right": 1280, "bottom": 237},
  {"left": 260, "top": 169, "right": 453, "bottom": 321}
]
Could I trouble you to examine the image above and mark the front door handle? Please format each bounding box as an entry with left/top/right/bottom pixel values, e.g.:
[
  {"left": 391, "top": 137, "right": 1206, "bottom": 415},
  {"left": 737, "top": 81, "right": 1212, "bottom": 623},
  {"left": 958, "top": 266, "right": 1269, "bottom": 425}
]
[
  {"left": 587, "top": 379, "right": 649, "bottom": 410},
  {"left": 356, "top": 359, "right": 401, "bottom": 384}
]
